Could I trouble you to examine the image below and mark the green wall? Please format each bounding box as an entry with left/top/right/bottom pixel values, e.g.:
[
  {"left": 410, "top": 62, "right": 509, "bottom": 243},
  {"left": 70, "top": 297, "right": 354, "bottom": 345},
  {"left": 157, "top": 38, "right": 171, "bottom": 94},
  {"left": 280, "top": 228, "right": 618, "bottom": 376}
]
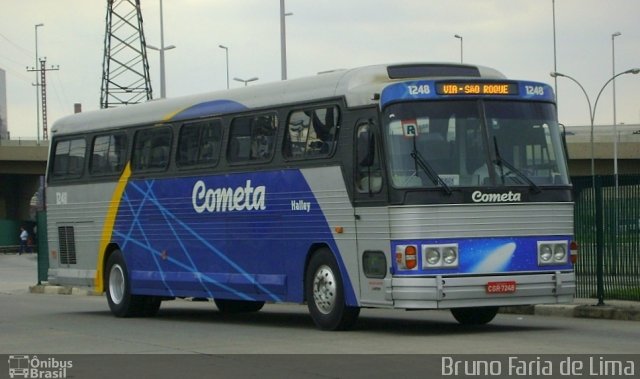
[{"left": 0, "top": 219, "right": 21, "bottom": 245}]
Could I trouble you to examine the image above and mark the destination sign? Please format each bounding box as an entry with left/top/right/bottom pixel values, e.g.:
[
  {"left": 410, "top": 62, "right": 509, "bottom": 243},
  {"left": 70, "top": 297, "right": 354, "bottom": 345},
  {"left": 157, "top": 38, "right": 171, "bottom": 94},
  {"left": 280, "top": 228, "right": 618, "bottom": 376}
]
[
  {"left": 436, "top": 82, "right": 519, "bottom": 96},
  {"left": 380, "top": 80, "right": 555, "bottom": 108}
]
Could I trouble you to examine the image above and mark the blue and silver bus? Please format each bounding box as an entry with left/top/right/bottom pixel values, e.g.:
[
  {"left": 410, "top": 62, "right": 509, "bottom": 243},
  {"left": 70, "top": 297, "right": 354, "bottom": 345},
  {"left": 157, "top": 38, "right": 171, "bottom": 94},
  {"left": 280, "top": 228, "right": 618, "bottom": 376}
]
[{"left": 46, "top": 63, "right": 576, "bottom": 330}]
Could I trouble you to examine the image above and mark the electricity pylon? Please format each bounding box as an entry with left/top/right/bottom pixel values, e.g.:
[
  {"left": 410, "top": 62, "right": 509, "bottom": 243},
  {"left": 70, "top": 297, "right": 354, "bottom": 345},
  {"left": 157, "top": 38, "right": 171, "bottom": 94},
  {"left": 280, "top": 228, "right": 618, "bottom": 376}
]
[{"left": 100, "top": 0, "right": 153, "bottom": 108}]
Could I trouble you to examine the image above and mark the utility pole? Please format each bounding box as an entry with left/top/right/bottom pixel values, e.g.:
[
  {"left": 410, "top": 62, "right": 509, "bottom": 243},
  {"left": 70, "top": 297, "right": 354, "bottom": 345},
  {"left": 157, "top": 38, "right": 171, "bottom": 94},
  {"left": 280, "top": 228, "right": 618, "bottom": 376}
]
[
  {"left": 27, "top": 58, "right": 59, "bottom": 141},
  {"left": 147, "top": 0, "right": 176, "bottom": 98},
  {"left": 280, "top": 0, "right": 293, "bottom": 80},
  {"left": 33, "top": 23, "right": 44, "bottom": 142}
]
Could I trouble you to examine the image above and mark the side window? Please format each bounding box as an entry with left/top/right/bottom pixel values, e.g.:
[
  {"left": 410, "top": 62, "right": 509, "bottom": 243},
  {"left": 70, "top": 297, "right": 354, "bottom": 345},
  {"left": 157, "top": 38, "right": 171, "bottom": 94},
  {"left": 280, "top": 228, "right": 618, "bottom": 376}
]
[
  {"left": 90, "top": 134, "right": 127, "bottom": 175},
  {"left": 177, "top": 119, "right": 222, "bottom": 168},
  {"left": 227, "top": 113, "right": 277, "bottom": 163},
  {"left": 52, "top": 138, "right": 86, "bottom": 178},
  {"left": 356, "top": 122, "right": 382, "bottom": 194},
  {"left": 283, "top": 106, "right": 339, "bottom": 159},
  {"left": 132, "top": 126, "right": 172, "bottom": 171}
]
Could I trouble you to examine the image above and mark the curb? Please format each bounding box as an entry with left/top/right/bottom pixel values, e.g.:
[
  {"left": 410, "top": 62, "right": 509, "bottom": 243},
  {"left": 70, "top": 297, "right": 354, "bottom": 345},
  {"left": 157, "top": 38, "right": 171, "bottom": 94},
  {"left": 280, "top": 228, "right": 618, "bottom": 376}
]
[
  {"left": 501, "top": 303, "right": 640, "bottom": 322},
  {"left": 29, "top": 284, "right": 101, "bottom": 296}
]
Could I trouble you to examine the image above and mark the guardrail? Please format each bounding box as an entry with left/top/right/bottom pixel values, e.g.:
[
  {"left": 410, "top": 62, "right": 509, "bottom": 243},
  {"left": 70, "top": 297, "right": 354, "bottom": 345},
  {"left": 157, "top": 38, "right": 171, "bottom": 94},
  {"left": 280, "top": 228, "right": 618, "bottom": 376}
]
[
  {"left": 564, "top": 123, "right": 640, "bottom": 142},
  {"left": 0, "top": 138, "right": 49, "bottom": 147}
]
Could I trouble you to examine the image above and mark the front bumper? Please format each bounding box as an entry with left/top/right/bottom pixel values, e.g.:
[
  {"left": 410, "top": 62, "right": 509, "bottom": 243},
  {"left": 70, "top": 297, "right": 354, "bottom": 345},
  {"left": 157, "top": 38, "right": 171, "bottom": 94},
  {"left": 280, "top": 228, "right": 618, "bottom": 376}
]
[{"left": 385, "top": 271, "right": 575, "bottom": 309}]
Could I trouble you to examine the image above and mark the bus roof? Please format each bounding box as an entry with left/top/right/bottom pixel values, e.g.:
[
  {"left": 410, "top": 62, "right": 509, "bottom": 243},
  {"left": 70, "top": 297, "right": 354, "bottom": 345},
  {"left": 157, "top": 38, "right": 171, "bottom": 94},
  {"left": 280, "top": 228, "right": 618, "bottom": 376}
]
[{"left": 51, "top": 62, "right": 506, "bottom": 136}]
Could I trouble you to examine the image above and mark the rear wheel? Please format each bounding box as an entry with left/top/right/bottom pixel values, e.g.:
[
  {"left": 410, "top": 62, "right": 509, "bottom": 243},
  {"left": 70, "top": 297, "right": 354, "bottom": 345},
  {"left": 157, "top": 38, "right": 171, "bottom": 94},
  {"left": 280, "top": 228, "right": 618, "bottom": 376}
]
[
  {"left": 214, "top": 299, "right": 265, "bottom": 313},
  {"left": 305, "top": 248, "right": 360, "bottom": 331},
  {"left": 105, "top": 250, "right": 161, "bottom": 317},
  {"left": 451, "top": 306, "right": 499, "bottom": 325}
]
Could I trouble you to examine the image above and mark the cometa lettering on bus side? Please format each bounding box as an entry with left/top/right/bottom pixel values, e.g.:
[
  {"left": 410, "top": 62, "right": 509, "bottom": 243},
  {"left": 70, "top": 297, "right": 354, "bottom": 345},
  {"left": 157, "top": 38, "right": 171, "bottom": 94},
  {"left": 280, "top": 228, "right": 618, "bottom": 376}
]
[
  {"left": 471, "top": 190, "right": 522, "bottom": 203},
  {"left": 192, "top": 180, "right": 266, "bottom": 213}
]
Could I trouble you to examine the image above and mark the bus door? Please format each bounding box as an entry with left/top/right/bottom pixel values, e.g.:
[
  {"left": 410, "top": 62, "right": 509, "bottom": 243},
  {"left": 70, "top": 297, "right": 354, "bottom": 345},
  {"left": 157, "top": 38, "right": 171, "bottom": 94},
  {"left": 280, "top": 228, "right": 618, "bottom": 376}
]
[{"left": 353, "top": 119, "right": 393, "bottom": 307}]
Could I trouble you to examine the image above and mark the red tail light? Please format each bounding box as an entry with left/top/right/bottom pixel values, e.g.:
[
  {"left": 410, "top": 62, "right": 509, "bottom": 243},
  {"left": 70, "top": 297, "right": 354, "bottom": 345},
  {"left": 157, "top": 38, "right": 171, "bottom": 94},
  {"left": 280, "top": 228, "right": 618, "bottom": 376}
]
[
  {"left": 405, "top": 245, "right": 417, "bottom": 270},
  {"left": 570, "top": 241, "right": 579, "bottom": 264}
]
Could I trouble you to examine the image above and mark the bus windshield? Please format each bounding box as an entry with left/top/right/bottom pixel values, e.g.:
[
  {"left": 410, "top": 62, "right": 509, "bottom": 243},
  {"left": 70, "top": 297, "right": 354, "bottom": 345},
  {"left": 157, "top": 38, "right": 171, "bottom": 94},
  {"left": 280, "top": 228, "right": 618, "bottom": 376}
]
[{"left": 383, "top": 100, "right": 569, "bottom": 189}]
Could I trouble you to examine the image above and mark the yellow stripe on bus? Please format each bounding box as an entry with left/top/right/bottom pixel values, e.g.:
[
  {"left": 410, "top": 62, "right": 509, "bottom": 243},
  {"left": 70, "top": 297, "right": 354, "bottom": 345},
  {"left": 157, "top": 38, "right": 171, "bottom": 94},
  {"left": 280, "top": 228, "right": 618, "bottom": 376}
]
[
  {"left": 94, "top": 162, "right": 132, "bottom": 292},
  {"left": 93, "top": 106, "right": 183, "bottom": 291},
  {"left": 162, "top": 107, "right": 187, "bottom": 122}
]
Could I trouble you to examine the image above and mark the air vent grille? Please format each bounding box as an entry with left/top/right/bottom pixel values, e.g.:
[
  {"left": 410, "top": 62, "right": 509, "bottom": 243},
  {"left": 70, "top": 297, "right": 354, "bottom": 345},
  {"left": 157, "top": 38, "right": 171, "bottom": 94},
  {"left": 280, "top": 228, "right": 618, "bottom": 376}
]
[{"left": 58, "top": 226, "right": 77, "bottom": 265}]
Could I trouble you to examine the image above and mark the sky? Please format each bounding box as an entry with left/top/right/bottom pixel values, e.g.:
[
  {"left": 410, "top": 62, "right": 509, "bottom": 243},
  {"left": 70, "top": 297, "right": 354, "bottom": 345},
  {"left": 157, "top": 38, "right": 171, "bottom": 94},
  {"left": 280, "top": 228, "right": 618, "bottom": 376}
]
[{"left": 1, "top": 0, "right": 639, "bottom": 139}]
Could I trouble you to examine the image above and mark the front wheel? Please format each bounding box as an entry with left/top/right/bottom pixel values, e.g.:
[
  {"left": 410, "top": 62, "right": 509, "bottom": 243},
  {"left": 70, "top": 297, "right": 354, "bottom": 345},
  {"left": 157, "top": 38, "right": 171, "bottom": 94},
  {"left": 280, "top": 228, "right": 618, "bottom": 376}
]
[
  {"left": 450, "top": 306, "right": 499, "bottom": 325},
  {"left": 305, "top": 248, "right": 360, "bottom": 331},
  {"left": 105, "top": 250, "right": 161, "bottom": 317}
]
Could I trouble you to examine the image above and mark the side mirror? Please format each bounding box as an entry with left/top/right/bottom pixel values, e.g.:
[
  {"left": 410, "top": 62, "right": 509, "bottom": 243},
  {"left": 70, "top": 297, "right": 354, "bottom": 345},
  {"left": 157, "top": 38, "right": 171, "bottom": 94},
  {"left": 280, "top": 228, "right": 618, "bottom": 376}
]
[{"left": 357, "top": 124, "right": 375, "bottom": 167}]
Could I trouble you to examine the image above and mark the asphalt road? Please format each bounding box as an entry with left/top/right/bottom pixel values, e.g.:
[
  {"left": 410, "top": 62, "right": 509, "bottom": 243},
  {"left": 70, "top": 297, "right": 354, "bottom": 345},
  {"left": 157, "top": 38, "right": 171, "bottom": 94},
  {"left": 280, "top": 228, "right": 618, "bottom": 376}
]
[{"left": 1, "top": 254, "right": 639, "bottom": 355}]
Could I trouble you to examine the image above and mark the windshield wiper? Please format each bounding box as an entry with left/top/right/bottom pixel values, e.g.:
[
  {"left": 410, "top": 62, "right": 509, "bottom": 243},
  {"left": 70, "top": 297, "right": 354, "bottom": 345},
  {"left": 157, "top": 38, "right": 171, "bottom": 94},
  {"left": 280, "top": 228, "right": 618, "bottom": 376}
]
[
  {"left": 410, "top": 150, "right": 452, "bottom": 195},
  {"left": 492, "top": 137, "right": 541, "bottom": 193}
]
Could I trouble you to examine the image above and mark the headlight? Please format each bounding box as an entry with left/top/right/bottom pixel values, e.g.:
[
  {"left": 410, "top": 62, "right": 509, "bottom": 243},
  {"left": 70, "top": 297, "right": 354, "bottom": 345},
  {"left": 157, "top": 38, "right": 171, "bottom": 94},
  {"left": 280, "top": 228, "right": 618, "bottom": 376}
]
[
  {"left": 425, "top": 248, "right": 441, "bottom": 265},
  {"left": 538, "top": 241, "right": 569, "bottom": 265},
  {"left": 422, "top": 244, "right": 458, "bottom": 269},
  {"left": 554, "top": 244, "right": 566, "bottom": 261},
  {"left": 443, "top": 247, "right": 458, "bottom": 265},
  {"left": 540, "top": 244, "right": 552, "bottom": 262}
]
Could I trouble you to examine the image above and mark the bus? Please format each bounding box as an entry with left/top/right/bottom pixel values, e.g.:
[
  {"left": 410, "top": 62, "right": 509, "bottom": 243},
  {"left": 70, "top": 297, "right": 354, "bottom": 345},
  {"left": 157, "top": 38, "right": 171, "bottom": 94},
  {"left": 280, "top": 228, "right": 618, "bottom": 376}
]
[
  {"left": 8, "top": 355, "right": 29, "bottom": 378},
  {"left": 46, "top": 63, "right": 576, "bottom": 330}
]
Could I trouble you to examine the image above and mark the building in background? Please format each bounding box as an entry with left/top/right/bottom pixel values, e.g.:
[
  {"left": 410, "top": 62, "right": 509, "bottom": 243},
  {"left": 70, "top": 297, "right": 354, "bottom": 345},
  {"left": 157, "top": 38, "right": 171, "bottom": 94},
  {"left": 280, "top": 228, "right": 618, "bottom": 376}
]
[{"left": 0, "top": 68, "right": 7, "bottom": 139}]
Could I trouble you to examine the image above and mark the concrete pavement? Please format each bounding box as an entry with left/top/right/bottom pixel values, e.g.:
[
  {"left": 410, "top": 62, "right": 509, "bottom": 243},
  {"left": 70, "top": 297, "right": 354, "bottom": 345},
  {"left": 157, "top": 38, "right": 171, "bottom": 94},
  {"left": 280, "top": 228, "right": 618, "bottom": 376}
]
[
  {"left": 2, "top": 252, "right": 639, "bottom": 321},
  {"left": 0, "top": 251, "right": 40, "bottom": 294}
]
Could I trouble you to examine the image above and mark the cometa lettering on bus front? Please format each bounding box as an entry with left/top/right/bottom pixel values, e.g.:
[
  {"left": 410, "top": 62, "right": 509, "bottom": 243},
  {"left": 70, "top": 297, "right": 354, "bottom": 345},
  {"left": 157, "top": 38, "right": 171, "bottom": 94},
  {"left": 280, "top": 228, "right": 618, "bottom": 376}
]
[
  {"left": 472, "top": 190, "right": 522, "bottom": 203},
  {"left": 192, "top": 180, "right": 266, "bottom": 213}
]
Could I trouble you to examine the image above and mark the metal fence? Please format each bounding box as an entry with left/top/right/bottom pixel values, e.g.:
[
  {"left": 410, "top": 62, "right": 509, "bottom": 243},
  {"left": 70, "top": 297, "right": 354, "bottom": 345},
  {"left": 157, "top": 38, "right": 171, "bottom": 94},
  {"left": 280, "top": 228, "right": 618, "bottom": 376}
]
[{"left": 573, "top": 175, "right": 640, "bottom": 302}]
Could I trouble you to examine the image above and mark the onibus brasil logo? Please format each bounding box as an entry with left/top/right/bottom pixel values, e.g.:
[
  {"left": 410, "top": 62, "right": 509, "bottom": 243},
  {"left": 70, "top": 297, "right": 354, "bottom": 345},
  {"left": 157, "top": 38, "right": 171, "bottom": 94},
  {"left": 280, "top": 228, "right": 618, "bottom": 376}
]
[{"left": 8, "top": 355, "right": 72, "bottom": 378}]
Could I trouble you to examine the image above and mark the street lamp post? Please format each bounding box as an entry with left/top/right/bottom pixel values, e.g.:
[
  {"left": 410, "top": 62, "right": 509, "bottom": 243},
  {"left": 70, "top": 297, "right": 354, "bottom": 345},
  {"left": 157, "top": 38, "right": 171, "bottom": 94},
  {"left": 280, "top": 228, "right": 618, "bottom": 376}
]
[
  {"left": 34, "top": 23, "right": 44, "bottom": 143},
  {"left": 550, "top": 68, "right": 640, "bottom": 306},
  {"left": 219, "top": 45, "right": 229, "bottom": 89},
  {"left": 454, "top": 34, "right": 463, "bottom": 63},
  {"left": 552, "top": 0, "right": 558, "bottom": 104},
  {"left": 234, "top": 77, "right": 259, "bottom": 87},
  {"left": 611, "top": 32, "right": 621, "bottom": 186},
  {"left": 550, "top": 68, "right": 640, "bottom": 179},
  {"left": 147, "top": 0, "right": 175, "bottom": 98},
  {"left": 280, "top": 0, "right": 293, "bottom": 80},
  {"left": 611, "top": 32, "right": 622, "bottom": 278}
]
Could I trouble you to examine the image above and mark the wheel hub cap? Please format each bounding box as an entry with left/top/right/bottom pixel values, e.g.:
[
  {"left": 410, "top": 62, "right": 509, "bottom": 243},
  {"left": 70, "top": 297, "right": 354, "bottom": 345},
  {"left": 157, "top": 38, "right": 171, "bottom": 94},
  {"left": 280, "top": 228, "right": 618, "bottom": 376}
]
[
  {"left": 109, "top": 264, "right": 125, "bottom": 305},
  {"left": 313, "top": 265, "right": 337, "bottom": 314}
]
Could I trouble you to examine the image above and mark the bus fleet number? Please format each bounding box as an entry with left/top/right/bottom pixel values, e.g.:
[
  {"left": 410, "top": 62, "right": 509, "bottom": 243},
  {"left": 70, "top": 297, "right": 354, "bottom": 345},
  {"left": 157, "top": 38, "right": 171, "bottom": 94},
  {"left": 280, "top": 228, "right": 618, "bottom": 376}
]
[
  {"left": 408, "top": 85, "right": 431, "bottom": 96},
  {"left": 525, "top": 85, "right": 545, "bottom": 96}
]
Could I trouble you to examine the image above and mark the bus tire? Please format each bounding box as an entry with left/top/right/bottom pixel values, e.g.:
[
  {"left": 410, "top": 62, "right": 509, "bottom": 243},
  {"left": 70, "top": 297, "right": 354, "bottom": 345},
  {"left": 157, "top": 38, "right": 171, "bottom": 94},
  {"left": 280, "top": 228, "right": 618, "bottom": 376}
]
[
  {"left": 214, "top": 299, "right": 265, "bottom": 313},
  {"left": 450, "top": 306, "right": 499, "bottom": 325},
  {"left": 305, "top": 248, "right": 360, "bottom": 331},
  {"left": 105, "top": 249, "right": 161, "bottom": 317}
]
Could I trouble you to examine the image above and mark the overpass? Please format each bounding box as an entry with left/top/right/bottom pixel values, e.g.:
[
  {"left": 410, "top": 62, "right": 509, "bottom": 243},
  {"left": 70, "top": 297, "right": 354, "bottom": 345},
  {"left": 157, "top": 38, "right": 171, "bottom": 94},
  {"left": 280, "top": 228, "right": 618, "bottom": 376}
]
[{"left": 564, "top": 123, "right": 640, "bottom": 176}]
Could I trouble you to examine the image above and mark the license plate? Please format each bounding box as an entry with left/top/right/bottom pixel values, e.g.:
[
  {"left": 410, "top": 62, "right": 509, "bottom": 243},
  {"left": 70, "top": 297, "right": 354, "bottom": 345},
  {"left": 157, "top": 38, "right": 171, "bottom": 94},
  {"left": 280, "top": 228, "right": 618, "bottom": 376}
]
[{"left": 486, "top": 281, "right": 517, "bottom": 294}]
